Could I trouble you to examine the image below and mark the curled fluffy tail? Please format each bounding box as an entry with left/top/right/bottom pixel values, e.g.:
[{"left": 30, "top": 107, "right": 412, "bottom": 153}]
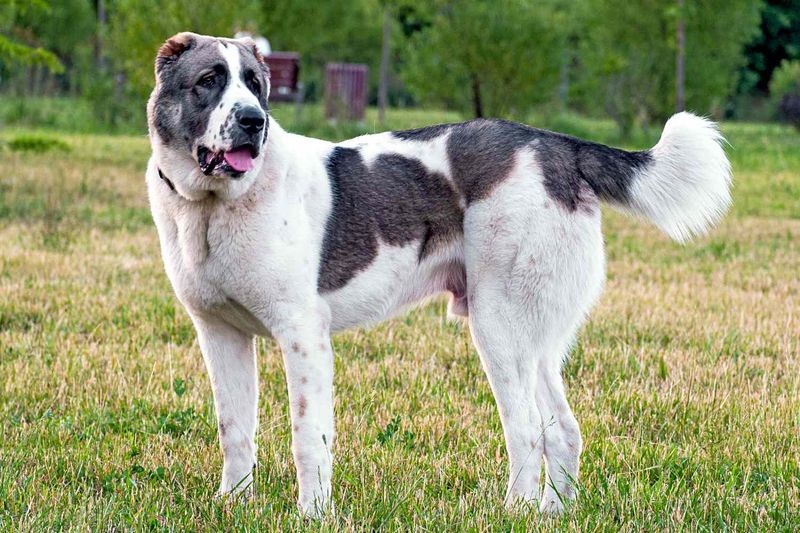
[
  {"left": 620, "top": 112, "right": 732, "bottom": 242},
  {"left": 585, "top": 112, "right": 732, "bottom": 242}
]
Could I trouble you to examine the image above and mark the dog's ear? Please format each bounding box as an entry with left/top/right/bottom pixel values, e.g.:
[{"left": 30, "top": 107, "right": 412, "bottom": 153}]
[
  {"left": 155, "top": 32, "right": 196, "bottom": 76},
  {"left": 237, "top": 37, "right": 269, "bottom": 69},
  {"left": 247, "top": 39, "right": 268, "bottom": 67}
]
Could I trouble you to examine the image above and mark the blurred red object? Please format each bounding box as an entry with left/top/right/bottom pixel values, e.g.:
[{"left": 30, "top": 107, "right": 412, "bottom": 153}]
[
  {"left": 266, "top": 52, "right": 300, "bottom": 103},
  {"left": 325, "top": 63, "right": 368, "bottom": 122}
]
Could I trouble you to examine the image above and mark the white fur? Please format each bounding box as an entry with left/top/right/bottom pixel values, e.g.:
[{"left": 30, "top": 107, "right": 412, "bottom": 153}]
[
  {"left": 148, "top": 123, "right": 337, "bottom": 515},
  {"left": 341, "top": 131, "right": 454, "bottom": 184},
  {"left": 147, "top": 110, "right": 730, "bottom": 517},
  {"left": 461, "top": 150, "right": 605, "bottom": 511},
  {"left": 625, "top": 112, "right": 732, "bottom": 242},
  {"left": 200, "top": 42, "right": 263, "bottom": 155}
]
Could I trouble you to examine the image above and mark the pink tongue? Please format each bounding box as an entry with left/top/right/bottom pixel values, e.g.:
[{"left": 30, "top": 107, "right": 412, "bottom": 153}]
[{"left": 223, "top": 148, "right": 254, "bottom": 172}]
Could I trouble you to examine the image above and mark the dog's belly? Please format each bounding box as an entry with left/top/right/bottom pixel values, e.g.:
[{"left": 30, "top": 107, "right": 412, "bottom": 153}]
[{"left": 322, "top": 239, "right": 465, "bottom": 331}]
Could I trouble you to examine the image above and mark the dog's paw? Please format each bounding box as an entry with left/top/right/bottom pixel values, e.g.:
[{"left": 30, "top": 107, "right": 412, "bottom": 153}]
[
  {"left": 217, "top": 468, "right": 255, "bottom": 502},
  {"left": 503, "top": 491, "right": 540, "bottom": 514},
  {"left": 298, "top": 494, "right": 334, "bottom": 520},
  {"left": 539, "top": 484, "right": 575, "bottom": 515},
  {"left": 539, "top": 496, "right": 565, "bottom": 515}
]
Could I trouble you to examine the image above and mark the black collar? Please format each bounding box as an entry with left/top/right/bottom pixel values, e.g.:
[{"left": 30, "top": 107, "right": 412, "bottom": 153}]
[{"left": 158, "top": 168, "right": 176, "bottom": 192}]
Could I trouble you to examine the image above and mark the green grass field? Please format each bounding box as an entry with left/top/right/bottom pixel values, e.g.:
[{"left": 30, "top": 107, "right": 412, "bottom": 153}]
[{"left": 1, "top": 109, "right": 798, "bottom": 530}]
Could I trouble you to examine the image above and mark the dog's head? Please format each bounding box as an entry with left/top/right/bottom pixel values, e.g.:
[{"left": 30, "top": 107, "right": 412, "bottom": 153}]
[{"left": 148, "top": 33, "right": 270, "bottom": 196}]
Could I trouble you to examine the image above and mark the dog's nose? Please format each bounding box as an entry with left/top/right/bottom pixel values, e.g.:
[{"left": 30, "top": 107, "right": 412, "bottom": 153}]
[{"left": 237, "top": 106, "right": 265, "bottom": 134}]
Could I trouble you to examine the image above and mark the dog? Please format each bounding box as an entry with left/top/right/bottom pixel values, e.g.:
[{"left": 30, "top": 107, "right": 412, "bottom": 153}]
[{"left": 146, "top": 32, "right": 731, "bottom": 517}]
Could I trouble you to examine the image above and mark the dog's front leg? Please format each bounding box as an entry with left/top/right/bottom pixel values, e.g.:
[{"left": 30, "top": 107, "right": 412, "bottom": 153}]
[
  {"left": 191, "top": 314, "right": 258, "bottom": 498},
  {"left": 274, "top": 312, "right": 335, "bottom": 518}
]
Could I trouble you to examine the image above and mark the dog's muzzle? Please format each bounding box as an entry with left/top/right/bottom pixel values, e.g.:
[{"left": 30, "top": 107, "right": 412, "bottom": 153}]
[{"left": 197, "top": 106, "right": 266, "bottom": 177}]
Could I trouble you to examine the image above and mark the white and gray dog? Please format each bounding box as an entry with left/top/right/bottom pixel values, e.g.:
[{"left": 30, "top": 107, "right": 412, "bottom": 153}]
[{"left": 146, "top": 33, "right": 731, "bottom": 516}]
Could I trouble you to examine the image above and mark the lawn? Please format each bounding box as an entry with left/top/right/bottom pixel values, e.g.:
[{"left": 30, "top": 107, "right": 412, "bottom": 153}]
[{"left": 0, "top": 108, "right": 798, "bottom": 530}]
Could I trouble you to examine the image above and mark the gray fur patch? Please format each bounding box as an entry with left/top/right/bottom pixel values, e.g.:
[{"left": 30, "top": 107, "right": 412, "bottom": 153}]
[
  {"left": 150, "top": 35, "right": 271, "bottom": 152},
  {"left": 445, "top": 119, "right": 534, "bottom": 203},
  {"left": 322, "top": 120, "right": 652, "bottom": 289},
  {"left": 152, "top": 35, "right": 228, "bottom": 148},
  {"left": 318, "top": 147, "right": 463, "bottom": 292},
  {"left": 442, "top": 119, "right": 652, "bottom": 210},
  {"left": 392, "top": 124, "right": 452, "bottom": 142}
]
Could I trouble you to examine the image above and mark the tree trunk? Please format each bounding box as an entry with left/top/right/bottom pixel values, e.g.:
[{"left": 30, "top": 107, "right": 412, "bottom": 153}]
[
  {"left": 676, "top": 0, "right": 685, "bottom": 112},
  {"left": 471, "top": 74, "right": 483, "bottom": 118},
  {"left": 378, "top": 4, "right": 391, "bottom": 126},
  {"left": 558, "top": 48, "right": 570, "bottom": 111},
  {"left": 96, "top": 0, "right": 107, "bottom": 71}
]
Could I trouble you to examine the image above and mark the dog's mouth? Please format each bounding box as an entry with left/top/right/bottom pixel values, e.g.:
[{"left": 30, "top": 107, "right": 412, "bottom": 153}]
[{"left": 197, "top": 144, "right": 258, "bottom": 177}]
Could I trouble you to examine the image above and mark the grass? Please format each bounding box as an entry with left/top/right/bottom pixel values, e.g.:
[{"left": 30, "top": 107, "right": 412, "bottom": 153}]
[{"left": 0, "top": 108, "right": 798, "bottom": 530}]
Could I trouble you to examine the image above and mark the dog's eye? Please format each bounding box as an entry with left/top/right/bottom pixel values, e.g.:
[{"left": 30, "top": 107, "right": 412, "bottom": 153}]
[
  {"left": 197, "top": 72, "right": 216, "bottom": 88},
  {"left": 245, "top": 70, "right": 261, "bottom": 95}
]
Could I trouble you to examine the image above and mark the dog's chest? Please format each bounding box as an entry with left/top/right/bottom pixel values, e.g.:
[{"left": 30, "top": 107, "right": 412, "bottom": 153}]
[
  {"left": 162, "top": 195, "right": 317, "bottom": 334},
  {"left": 167, "top": 202, "right": 266, "bottom": 312}
]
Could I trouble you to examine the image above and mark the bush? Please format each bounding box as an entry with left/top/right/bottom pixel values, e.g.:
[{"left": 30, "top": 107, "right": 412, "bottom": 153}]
[
  {"left": 7, "top": 134, "right": 70, "bottom": 153},
  {"left": 0, "top": 97, "right": 96, "bottom": 132},
  {"left": 0, "top": 96, "right": 144, "bottom": 134},
  {"left": 770, "top": 60, "right": 800, "bottom": 130}
]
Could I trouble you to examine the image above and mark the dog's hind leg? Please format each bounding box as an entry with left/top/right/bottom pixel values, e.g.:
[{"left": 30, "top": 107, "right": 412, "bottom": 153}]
[
  {"left": 468, "top": 247, "right": 601, "bottom": 513},
  {"left": 467, "top": 282, "right": 547, "bottom": 508},
  {"left": 463, "top": 149, "right": 605, "bottom": 513},
  {"left": 536, "top": 354, "right": 583, "bottom": 514}
]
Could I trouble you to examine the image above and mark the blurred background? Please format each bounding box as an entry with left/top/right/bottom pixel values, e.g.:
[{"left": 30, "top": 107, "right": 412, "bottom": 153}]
[{"left": 1, "top": 0, "right": 799, "bottom": 139}]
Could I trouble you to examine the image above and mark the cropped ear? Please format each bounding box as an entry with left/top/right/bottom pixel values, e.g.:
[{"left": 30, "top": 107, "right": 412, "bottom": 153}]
[
  {"left": 237, "top": 37, "right": 269, "bottom": 67},
  {"left": 155, "top": 32, "right": 197, "bottom": 76}
]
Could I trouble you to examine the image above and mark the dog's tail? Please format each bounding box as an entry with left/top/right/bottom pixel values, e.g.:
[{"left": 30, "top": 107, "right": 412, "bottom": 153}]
[{"left": 583, "top": 112, "right": 732, "bottom": 242}]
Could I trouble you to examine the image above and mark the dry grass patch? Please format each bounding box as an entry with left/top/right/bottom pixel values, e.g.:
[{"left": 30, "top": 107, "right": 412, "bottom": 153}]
[{"left": 1, "top": 121, "right": 798, "bottom": 529}]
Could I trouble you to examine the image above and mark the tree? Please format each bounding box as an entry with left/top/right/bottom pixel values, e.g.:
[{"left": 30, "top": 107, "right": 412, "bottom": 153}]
[
  {"left": 11, "top": 0, "right": 95, "bottom": 93},
  {"left": 378, "top": 1, "right": 393, "bottom": 125},
  {"left": 770, "top": 59, "right": 800, "bottom": 128},
  {"left": 259, "top": 0, "right": 383, "bottom": 102},
  {"left": 739, "top": 0, "right": 800, "bottom": 95},
  {"left": 400, "top": 0, "right": 565, "bottom": 119},
  {"left": 0, "top": 0, "right": 63, "bottom": 74},
  {"left": 573, "top": 0, "right": 762, "bottom": 134},
  {"left": 107, "top": 0, "right": 261, "bottom": 102}
]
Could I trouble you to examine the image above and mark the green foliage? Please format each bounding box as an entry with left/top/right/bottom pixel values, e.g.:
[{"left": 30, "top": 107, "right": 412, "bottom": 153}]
[
  {"left": 12, "top": 0, "right": 94, "bottom": 63},
  {"left": 0, "top": 97, "right": 106, "bottom": 133},
  {"left": 0, "top": 0, "right": 786, "bottom": 134},
  {"left": 401, "top": 0, "right": 565, "bottom": 118},
  {"left": 683, "top": 0, "right": 764, "bottom": 114},
  {"left": 376, "top": 416, "right": 415, "bottom": 448},
  {"left": 260, "top": 0, "right": 383, "bottom": 101},
  {"left": 0, "top": 35, "right": 63, "bottom": 72},
  {"left": 574, "top": 0, "right": 762, "bottom": 133},
  {"left": 0, "top": 0, "right": 64, "bottom": 72},
  {"left": 81, "top": 70, "right": 147, "bottom": 132},
  {"left": 7, "top": 133, "right": 70, "bottom": 153},
  {"left": 770, "top": 59, "right": 800, "bottom": 128},
  {"left": 739, "top": 0, "right": 800, "bottom": 94},
  {"left": 770, "top": 59, "right": 800, "bottom": 97},
  {"left": 107, "top": 0, "right": 261, "bottom": 105}
]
